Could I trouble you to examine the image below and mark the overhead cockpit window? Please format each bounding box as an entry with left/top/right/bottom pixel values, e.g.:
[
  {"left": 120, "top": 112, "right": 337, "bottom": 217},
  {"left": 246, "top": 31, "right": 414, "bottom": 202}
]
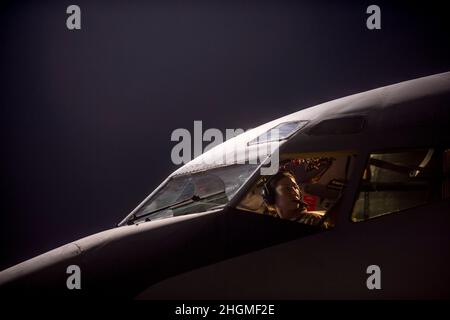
[
  {"left": 129, "top": 164, "right": 258, "bottom": 224},
  {"left": 237, "top": 152, "right": 355, "bottom": 229},
  {"left": 307, "top": 116, "right": 365, "bottom": 135},
  {"left": 351, "top": 149, "right": 440, "bottom": 222},
  {"left": 247, "top": 121, "right": 308, "bottom": 146}
]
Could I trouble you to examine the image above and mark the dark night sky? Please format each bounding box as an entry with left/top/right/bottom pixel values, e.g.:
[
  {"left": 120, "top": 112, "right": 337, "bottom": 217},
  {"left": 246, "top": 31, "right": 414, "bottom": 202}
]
[{"left": 1, "top": 0, "right": 449, "bottom": 270}]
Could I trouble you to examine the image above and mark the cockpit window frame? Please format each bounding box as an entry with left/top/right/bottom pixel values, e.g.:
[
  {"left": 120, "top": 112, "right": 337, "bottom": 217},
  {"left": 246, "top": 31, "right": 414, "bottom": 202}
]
[{"left": 349, "top": 146, "right": 442, "bottom": 224}]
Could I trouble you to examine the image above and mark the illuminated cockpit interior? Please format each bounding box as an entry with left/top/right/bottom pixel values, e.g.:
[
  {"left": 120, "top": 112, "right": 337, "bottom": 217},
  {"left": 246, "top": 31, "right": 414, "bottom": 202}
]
[{"left": 237, "top": 152, "right": 355, "bottom": 228}]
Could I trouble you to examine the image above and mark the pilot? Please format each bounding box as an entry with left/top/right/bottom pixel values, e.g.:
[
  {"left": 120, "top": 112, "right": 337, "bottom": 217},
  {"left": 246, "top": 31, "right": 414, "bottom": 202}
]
[{"left": 262, "top": 170, "right": 324, "bottom": 227}]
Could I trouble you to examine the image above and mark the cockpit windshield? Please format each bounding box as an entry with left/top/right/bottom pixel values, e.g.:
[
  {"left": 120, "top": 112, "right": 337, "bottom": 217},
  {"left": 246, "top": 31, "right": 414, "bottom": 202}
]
[{"left": 128, "top": 164, "right": 258, "bottom": 224}]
